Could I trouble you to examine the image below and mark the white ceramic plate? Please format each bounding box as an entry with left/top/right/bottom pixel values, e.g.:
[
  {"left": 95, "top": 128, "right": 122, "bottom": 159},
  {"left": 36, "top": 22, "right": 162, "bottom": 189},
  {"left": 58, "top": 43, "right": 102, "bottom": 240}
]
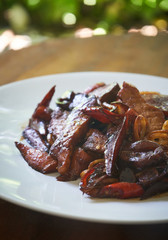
[{"left": 0, "top": 72, "right": 168, "bottom": 224}]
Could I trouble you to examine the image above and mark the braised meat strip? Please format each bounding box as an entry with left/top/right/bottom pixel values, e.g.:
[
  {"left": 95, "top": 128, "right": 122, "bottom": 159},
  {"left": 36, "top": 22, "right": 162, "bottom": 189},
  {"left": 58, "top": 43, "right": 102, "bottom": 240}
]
[
  {"left": 49, "top": 96, "right": 97, "bottom": 175},
  {"left": 83, "top": 128, "right": 107, "bottom": 154},
  {"left": 47, "top": 107, "right": 69, "bottom": 142},
  {"left": 118, "top": 82, "right": 165, "bottom": 132},
  {"left": 15, "top": 142, "right": 57, "bottom": 173},
  {"left": 88, "top": 82, "right": 120, "bottom": 103}
]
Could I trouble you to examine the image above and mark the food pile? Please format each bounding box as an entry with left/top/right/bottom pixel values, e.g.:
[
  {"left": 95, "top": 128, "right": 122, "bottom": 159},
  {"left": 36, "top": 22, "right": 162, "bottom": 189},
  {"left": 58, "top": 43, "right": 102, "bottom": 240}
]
[{"left": 15, "top": 81, "right": 168, "bottom": 200}]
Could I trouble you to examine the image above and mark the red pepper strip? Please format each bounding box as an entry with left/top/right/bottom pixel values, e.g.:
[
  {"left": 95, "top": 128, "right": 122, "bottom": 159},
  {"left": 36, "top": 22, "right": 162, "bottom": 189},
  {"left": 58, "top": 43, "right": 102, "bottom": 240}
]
[
  {"left": 84, "top": 82, "right": 105, "bottom": 94},
  {"left": 99, "top": 182, "right": 144, "bottom": 199},
  {"left": 105, "top": 108, "right": 137, "bottom": 176},
  {"left": 80, "top": 168, "right": 95, "bottom": 189},
  {"left": 15, "top": 142, "right": 57, "bottom": 174},
  {"left": 83, "top": 106, "right": 124, "bottom": 124},
  {"left": 39, "top": 85, "right": 56, "bottom": 107},
  {"left": 80, "top": 167, "right": 105, "bottom": 197},
  {"left": 32, "top": 86, "right": 55, "bottom": 121},
  {"left": 32, "top": 105, "right": 52, "bottom": 122}
]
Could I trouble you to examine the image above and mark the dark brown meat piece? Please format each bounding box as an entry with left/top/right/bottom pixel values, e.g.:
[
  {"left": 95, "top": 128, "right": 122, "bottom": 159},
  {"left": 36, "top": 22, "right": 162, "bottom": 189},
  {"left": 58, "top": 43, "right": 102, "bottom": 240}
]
[
  {"left": 22, "top": 127, "right": 49, "bottom": 152},
  {"left": 141, "top": 178, "right": 168, "bottom": 200},
  {"left": 141, "top": 92, "right": 168, "bottom": 117},
  {"left": 82, "top": 129, "right": 107, "bottom": 154},
  {"left": 120, "top": 140, "right": 168, "bottom": 171},
  {"left": 88, "top": 82, "right": 120, "bottom": 103},
  {"left": 48, "top": 107, "right": 69, "bottom": 140},
  {"left": 128, "top": 139, "right": 159, "bottom": 152},
  {"left": 136, "top": 164, "right": 168, "bottom": 187},
  {"left": 119, "top": 168, "right": 136, "bottom": 183},
  {"left": 118, "top": 82, "right": 165, "bottom": 132},
  {"left": 105, "top": 108, "right": 137, "bottom": 176},
  {"left": 15, "top": 142, "right": 57, "bottom": 173},
  {"left": 105, "top": 123, "right": 123, "bottom": 176},
  {"left": 58, "top": 147, "right": 97, "bottom": 181},
  {"left": 49, "top": 96, "right": 97, "bottom": 175},
  {"left": 69, "top": 147, "right": 96, "bottom": 179}
]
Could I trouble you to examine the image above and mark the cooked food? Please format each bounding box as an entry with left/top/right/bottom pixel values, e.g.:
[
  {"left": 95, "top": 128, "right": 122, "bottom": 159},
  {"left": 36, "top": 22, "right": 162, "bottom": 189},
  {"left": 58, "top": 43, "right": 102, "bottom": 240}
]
[{"left": 15, "top": 81, "right": 168, "bottom": 200}]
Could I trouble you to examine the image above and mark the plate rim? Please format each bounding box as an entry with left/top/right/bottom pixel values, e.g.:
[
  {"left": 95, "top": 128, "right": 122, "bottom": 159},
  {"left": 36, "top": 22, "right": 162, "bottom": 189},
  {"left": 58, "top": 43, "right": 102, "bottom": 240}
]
[
  {"left": 1, "top": 192, "right": 168, "bottom": 225},
  {"left": 1, "top": 71, "right": 168, "bottom": 89}
]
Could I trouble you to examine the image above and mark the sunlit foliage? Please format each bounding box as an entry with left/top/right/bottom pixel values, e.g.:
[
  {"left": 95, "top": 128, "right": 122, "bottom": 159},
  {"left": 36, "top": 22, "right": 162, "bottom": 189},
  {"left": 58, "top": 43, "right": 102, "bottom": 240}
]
[{"left": 0, "top": 0, "right": 167, "bottom": 36}]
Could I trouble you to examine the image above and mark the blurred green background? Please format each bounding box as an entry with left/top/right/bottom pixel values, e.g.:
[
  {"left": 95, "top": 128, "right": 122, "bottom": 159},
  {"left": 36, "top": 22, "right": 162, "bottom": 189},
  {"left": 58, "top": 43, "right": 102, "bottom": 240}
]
[{"left": 0, "top": 0, "right": 168, "bottom": 51}]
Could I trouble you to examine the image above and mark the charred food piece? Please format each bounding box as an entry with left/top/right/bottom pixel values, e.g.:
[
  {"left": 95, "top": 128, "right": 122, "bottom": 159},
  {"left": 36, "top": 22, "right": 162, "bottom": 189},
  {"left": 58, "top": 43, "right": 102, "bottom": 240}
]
[
  {"left": 105, "top": 108, "right": 137, "bottom": 176},
  {"left": 120, "top": 140, "right": 168, "bottom": 171},
  {"left": 141, "top": 92, "right": 168, "bottom": 117},
  {"left": 22, "top": 127, "right": 49, "bottom": 152},
  {"left": 141, "top": 178, "right": 168, "bottom": 200},
  {"left": 83, "top": 129, "right": 107, "bottom": 154},
  {"left": 118, "top": 82, "right": 165, "bottom": 132},
  {"left": 47, "top": 107, "right": 69, "bottom": 141},
  {"left": 50, "top": 96, "right": 97, "bottom": 176},
  {"left": 57, "top": 147, "right": 97, "bottom": 181},
  {"left": 136, "top": 164, "right": 168, "bottom": 187},
  {"left": 80, "top": 159, "right": 144, "bottom": 199},
  {"left": 15, "top": 142, "right": 57, "bottom": 173},
  {"left": 88, "top": 82, "right": 120, "bottom": 103}
]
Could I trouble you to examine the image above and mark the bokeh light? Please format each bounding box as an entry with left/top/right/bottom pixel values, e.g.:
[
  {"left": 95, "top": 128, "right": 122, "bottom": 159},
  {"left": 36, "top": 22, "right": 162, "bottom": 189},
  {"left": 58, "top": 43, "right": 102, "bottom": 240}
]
[
  {"left": 0, "top": 0, "right": 167, "bottom": 52},
  {"left": 93, "top": 27, "right": 107, "bottom": 36},
  {"left": 140, "top": 25, "right": 158, "bottom": 36},
  {"left": 145, "top": 0, "right": 156, "bottom": 8},
  {"left": 75, "top": 28, "right": 93, "bottom": 38},
  {"left": 155, "top": 19, "right": 167, "bottom": 30},
  {"left": 159, "top": 0, "right": 168, "bottom": 10},
  {"left": 27, "top": 0, "right": 41, "bottom": 7},
  {"left": 83, "top": 0, "right": 97, "bottom": 6},
  {"left": 131, "top": 0, "right": 143, "bottom": 6},
  {"left": 62, "top": 13, "right": 77, "bottom": 26},
  {"left": 0, "top": 30, "right": 32, "bottom": 52}
]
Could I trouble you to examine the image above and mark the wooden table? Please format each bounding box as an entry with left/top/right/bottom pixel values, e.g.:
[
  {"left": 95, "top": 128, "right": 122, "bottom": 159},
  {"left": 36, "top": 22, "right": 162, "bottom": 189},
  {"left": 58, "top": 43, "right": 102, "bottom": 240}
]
[
  {"left": 0, "top": 33, "right": 168, "bottom": 240},
  {"left": 0, "top": 32, "right": 168, "bottom": 86}
]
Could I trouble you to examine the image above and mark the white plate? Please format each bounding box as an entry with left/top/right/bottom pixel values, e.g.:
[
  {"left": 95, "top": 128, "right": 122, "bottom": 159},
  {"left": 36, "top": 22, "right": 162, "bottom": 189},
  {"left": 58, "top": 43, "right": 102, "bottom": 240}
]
[{"left": 0, "top": 72, "right": 168, "bottom": 224}]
